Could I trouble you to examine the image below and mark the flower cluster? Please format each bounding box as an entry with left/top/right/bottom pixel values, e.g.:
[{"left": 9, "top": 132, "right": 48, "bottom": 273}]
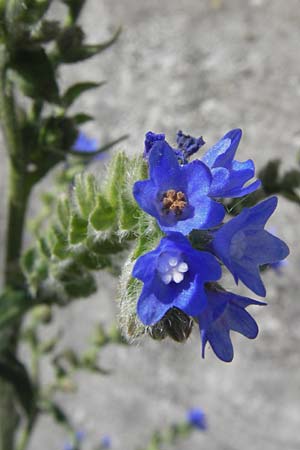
[{"left": 132, "top": 129, "right": 289, "bottom": 362}]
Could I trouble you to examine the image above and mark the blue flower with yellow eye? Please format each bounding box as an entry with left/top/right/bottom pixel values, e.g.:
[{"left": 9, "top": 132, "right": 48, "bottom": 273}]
[
  {"left": 134, "top": 140, "right": 225, "bottom": 235},
  {"left": 133, "top": 233, "right": 221, "bottom": 325},
  {"left": 211, "top": 197, "right": 289, "bottom": 296}
]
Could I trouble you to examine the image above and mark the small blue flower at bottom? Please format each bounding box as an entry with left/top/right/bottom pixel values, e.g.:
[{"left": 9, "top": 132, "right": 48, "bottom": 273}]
[
  {"left": 63, "top": 443, "right": 74, "bottom": 450},
  {"left": 133, "top": 233, "right": 221, "bottom": 325},
  {"left": 187, "top": 408, "right": 207, "bottom": 430},
  {"left": 198, "top": 287, "right": 266, "bottom": 362},
  {"left": 100, "top": 435, "right": 111, "bottom": 449},
  {"left": 212, "top": 196, "right": 289, "bottom": 296},
  {"left": 134, "top": 140, "right": 225, "bottom": 234}
]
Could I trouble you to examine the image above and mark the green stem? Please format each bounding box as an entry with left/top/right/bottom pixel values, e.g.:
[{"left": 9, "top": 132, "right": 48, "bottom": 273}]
[{"left": 0, "top": 46, "right": 33, "bottom": 450}]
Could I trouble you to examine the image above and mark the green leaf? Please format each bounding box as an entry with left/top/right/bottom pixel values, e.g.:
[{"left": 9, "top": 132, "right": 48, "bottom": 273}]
[
  {"left": 69, "top": 213, "right": 88, "bottom": 244},
  {"left": 50, "top": 225, "right": 70, "bottom": 259},
  {"left": 61, "top": 0, "right": 86, "bottom": 23},
  {"left": 57, "top": 26, "right": 121, "bottom": 63},
  {"left": 9, "top": 46, "right": 59, "bottom": 102},
  {"left": 21, "top": 248, "right": 37, "bottom": 275},
  {"left": 72, "top": 112, "right": 94, "bottom": 124},
  {"left": 0, "top": 354, "right": 35, "bottom": 416},
  {"left": 90, "top": 194, "right": 115, "bottom": 231},
  {"left": 62, "top": 81, "right": 106, "bottom": 108},
  {"left": 0, "top": 290, "right": 30, "bottom": 331}
]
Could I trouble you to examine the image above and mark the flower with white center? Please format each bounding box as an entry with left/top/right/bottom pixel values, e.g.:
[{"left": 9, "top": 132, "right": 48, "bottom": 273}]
[
  {"left": 157, "top": 252, "right": 188, "bottom": 284},
  {"left": 132, "top": 233, "right": 221, "bottom": 325}
]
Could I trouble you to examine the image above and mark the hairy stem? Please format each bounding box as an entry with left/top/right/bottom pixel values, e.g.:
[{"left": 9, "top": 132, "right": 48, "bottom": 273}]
[{"left": 0, "top": 46, "right": 33, "bottom": 450}]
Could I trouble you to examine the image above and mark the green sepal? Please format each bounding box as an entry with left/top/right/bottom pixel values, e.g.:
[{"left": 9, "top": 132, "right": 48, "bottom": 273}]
[
  {"left": 87, "top": 234, "right": 127, "bottom": 255},
  {"left": 50, "top": 225, "right": 70, "bottom": 259},
  {"left": 105, "top": 151, "right": 127, "bottom": 209},
  {"left": 9, "top": 46, "right": 59, "bottom": 102},
  {"left": 55, "top": 261, "right": 97, "bottom": 298},
  {"left": 90, "top": 194, "right": 115, "bottom": 231},
  {"left": 73, "top": 173, "right": 96, "bottom": 220},
  {"left": 57, "top": 196, "right": 71, "bottom": 231},
  {"left": 62, "top": 81, "right": 106, "bottom": 108},
  {"left": 37, "top": 237, "right": 52, "bottom": 258},
  {"left": 69, "top": 213, "right": 88, "bottom": 245},
  {"left": 74, "top": 248, "right": 110, "bottom": 270}
]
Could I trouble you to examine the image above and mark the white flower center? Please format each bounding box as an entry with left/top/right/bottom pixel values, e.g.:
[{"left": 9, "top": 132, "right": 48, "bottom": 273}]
[
  {"left": 230, "top": 230, "right": 247, "bottom": 259},
  {"left": 157, "top": 252, "right": 189, "bottom": 285}
]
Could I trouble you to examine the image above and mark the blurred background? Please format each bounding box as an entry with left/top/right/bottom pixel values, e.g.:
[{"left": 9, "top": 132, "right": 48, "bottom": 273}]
[{"left": 1, "top": 0, "right": 300, "bottom": 449}]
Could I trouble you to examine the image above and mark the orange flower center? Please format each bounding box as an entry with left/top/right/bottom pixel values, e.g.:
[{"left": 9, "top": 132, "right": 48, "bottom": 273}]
[{"left": 162, "top": 189, "right": 187, "bottom": 215}]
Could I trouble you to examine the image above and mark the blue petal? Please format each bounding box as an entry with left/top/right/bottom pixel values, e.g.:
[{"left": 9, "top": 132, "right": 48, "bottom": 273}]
[
  {"left": 133, "top": 179, "right": 159, "bottom": 218},
  {"left": 182, "top": 160, "right": 212, "bottom": 196},
  {"left": 244, "top": 197, "right": 278, "bottom": 229},
  {"left": 244, "top": 230, "right": 290, "bottom": 265},
  {"left": 149, "top": 141, "right": 184, "bottom": 191},
  {"left": 202, "top": 326, "right": 234, "bottom": 362},
  {"left": 226, "top": 303, "right": 259, "bottom": 339},
  {"left": 233, "top": 259, "right": 266, "bottom": 296},
  {"left": 132, "top": 249, "right": 158, "bottom": 283},
  {"left": 137, "top": 283, "right": 172, "bottom": 325},
  {"left": 202, "top": 129, "right": 242, "bottom": 169}
]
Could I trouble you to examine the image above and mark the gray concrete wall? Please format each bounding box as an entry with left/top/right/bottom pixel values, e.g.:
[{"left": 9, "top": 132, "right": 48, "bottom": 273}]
[{"left": 1, "top": 0, "right": 300, "bottom": 449}]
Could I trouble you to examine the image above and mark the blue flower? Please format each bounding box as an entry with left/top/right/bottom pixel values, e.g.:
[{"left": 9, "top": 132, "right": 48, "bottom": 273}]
[
  {"left": 198, "top": 286, "right": 266, "bottom": 362},
  {"left": 100, "top": 435, "right": 111, "bottom": 449},
  {"left": 72, "top": 131, "right": 104, "bottom": 161},
  {"left": 133, "top": 233, "right": 221, "bottom": 325},
  {"left": 134, "top": 140, "right": 225, "bottom": 234},
  {"left": 202, "top": 129, "right": 261, "bottom": 198},
  {"left": 211, "top": 197, "right": 289, "bottom": 296},
  {"left": 176, "top": 130, "right": 205, "bottom": 161},
  {"left": 187, "top": 408, "right": 207, "bottom": 430},
  {"left": 73, "top": 131, "right": 98, "bottom": 152}
]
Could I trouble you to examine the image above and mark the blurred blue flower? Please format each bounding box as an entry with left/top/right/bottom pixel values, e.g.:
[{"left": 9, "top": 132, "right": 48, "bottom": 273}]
[
  {"left": 133, "top": 233, "right": 221, "bottom": 325},
  {"left": 202, "top": 129, "right": 261, "bottom": 197},
  {"left": 198, "top": 286, "right": 265, "bottom": 362},
  {"left": 212, "top": 197, "right": 289, "bottom": 296},
  {"left": 63, "top": 443, "right": 74, "bottom": 450},
  {"left": 134, "top": 140, "right": 225, "bottom": 234},
  {"left": 100, "top": 435, "right": 111, "bottom": 449},
  {"left": 72, "top": 131, "right": 105, "bottom": 161},
  {"left": 187, "top": 408, "right": 207, "bottom": 430},
  {"left": 73, "top": 131, "right": 98, "bottom": 152},
  {"left": 75, "top": 430, "right": 85, "bottom": 442}
]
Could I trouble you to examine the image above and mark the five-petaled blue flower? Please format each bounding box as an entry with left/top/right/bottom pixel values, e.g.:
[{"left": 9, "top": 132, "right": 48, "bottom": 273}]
[
  {"left": 133, "top": 233, "right": 221, "bottom": 325},
  {"left": 202, "top": 129, "right": 261, "bottom": 198},
  {"left": 134, "top": 140, "right": 225, "bottom": 235},
  {"left": 187, "top": 408, "right": 207, "bottom": 430},
  {"left": 211, "top": 196, "right": 289, "bottom": 296},
  {"left": 198, "top": 286, "right": 265, "bottom": 362}
]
